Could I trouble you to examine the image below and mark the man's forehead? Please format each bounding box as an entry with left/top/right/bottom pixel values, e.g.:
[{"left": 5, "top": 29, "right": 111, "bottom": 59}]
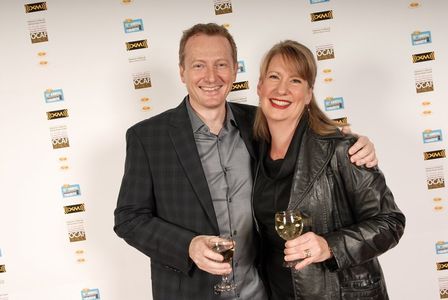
[{"left": 184, "top": 36, "right": 232, "bottom": 59}]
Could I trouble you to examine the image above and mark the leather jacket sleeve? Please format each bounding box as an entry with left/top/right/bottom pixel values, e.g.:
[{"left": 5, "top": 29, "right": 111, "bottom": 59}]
[{"left": 323, "top": 137, "right": 406, "bottom": 271}]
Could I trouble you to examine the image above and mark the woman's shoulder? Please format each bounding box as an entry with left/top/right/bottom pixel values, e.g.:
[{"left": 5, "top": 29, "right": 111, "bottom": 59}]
[
  {"left": 308, "top": 127, "right": 356, "bottom": 145},
  {"left": 307, "top": 128, "right": 357, "bottom": 162}
]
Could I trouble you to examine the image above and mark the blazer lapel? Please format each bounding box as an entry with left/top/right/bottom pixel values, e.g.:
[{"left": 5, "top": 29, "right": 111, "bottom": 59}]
[
  {"left": 168, "top": 99, "right": 219, "bottom": 233},
  {"left": 229, "top": 103, "right": 257, "bottom": 161}
]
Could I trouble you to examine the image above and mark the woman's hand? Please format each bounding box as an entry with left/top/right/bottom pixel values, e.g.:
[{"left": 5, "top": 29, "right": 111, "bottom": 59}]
[{"left": 284, "top": 232, "right": 333, "bottom": 270}]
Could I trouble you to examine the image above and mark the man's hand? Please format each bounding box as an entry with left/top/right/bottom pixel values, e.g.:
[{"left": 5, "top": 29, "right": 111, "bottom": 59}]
[
  {"left": 188, "top": 235, "right": 232, "bottom": 275},
  {"left": 341, "top": 126, "right": 378, "bottom": 168}
]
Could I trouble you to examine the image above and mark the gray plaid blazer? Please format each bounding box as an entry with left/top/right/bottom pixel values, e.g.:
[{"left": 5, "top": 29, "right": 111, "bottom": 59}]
[{"left": 114, "top": 97, "right": 257, "bottom": 300}]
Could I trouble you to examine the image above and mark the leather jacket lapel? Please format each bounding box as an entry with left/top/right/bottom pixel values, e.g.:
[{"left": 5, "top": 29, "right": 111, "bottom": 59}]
[{"left": 288, "top": 129, "right": 335, "bottom": 211}]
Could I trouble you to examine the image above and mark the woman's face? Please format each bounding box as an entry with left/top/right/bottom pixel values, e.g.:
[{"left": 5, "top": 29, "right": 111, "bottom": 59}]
[{"left": 257, "top": 54, "right": 312, "bottom": 127}]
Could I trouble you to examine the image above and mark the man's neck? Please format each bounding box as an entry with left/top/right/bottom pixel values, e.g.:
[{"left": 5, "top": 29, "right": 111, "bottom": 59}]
[{"left": 190, "top": 102, "right": 227, "bottom": 135}]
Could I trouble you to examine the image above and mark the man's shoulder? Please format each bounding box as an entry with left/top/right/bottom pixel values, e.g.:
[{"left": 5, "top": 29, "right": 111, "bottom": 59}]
[
  {"left": 128, "top": 105, "right": 181, "bottom": 135},
  {"left": 229, "top": 102, "right": 257, "bottom": 113},
  {"left": 228, "top": 102, "right": 257, "bottom": 125}
]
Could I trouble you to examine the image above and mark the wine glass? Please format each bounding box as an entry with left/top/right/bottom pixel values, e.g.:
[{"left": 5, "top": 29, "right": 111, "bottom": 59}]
[
  {"left": 274, "top": 210, "right": 304, "bottom": 268},
  {"left": 209, "top": 236, "right": 236, "bottom": 294}
]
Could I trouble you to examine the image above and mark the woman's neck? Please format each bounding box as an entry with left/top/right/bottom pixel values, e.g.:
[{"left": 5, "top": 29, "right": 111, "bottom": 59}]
[{"left": 268, "top": 119, "right": 299, "bottom": 160}]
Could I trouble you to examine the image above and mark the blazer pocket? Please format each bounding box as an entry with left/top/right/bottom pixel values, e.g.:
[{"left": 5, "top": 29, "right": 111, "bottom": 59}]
[{"left": 150, "top": 260, "right": 181, "bottom": 292}]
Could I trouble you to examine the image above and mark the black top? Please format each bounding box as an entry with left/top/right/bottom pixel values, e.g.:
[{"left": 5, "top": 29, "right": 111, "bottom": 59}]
[{"left": 253, "top": 117, "right": 307, "bottom": 300}]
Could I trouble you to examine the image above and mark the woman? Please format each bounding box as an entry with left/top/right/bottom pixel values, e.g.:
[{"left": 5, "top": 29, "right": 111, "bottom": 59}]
[{"left": 253, "top": 40, "right": 405, "bottom": 300}]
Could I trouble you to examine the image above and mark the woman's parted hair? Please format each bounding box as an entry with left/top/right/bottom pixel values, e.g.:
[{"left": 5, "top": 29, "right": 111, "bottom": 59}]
[{"left": 253, "top": 40, "right": 339, "bottom": 142}]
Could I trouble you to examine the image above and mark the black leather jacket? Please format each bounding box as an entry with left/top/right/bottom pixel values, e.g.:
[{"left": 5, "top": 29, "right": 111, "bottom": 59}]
[{"left": 257, "top": 126, "right": 405, "bottom": 300}]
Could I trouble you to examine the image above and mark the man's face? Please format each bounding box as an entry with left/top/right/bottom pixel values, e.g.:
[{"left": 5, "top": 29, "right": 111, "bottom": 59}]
[{"left": 179, "top": 34, "right": 237, "bottom": 112}]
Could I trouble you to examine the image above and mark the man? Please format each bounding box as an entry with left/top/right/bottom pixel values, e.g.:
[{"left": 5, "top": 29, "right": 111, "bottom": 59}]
[{"left": 114, "top": 23, "right": 377, "bottom": 300}]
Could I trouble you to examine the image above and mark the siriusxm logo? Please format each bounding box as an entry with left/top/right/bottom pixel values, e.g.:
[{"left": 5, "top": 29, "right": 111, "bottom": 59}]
[
  {"left": 25, "top": 2, "right": 47, "bottom": 13},
  {"left": 412, "top": 51, "right": 435, "bottom": 63},
  {"left": 311, "top": 10, "right": 333, "bottom": 22},
  {"left": 231, "top": 81, "right": 249, "bottom": 92},
  {"left": 64, "top": 203, "right": 86, "bottom": 214}
]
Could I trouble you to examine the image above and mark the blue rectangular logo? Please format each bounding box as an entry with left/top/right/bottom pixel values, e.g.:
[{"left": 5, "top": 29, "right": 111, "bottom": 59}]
[
  {"left": 436, "top": 241, "right": 448, "bottom": 255},
  {"left": 81, "top": 288, "right": 100, "bottom": 300},
  {"left": 44, "top": 89, "right": 64, "bottom": 103},
  {"left": 124, "top": 19, "right": 144, "bottom": 33},
  {"left": 61, "top": 184, "right": 81, "bottom": 198},
  {"left": 324, "top": 97, "right": 344, "bottom": 111},
  {"left": 423, "top": 129, "right": 443, "bottom": 144},
  {"left": 411, "top": 31, "right": 431, "bottom": 46},
  {"left": 237, "top": 60, "right": 246, "bottom": 73},
  {"left": 310, "top": 0, "right": 329, "bottom": 3}
]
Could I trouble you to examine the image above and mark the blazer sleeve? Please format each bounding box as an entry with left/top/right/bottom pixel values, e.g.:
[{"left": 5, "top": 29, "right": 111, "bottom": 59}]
[
  {"left": 323, "top": 137, "right": 406, "bottom": 271},
  {"left": 113, "top": 127, "right": 196, "bottom": 275}
]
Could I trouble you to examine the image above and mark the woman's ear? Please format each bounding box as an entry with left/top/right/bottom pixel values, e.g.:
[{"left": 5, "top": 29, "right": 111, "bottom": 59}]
[
  {"left": 305, "top": 87, "right": 313, "bottom": 104},
  {"left": 257, "top": 79, "right": 262, "bottom": 96}
]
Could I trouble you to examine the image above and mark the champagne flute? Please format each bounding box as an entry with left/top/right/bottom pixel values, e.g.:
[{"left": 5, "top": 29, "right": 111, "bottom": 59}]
[
  {"left": 209, "top": 236, "right": 236, "bottom": 294},
  {"left": 275, "top": 210, "right": 304, "bottom": 268}
]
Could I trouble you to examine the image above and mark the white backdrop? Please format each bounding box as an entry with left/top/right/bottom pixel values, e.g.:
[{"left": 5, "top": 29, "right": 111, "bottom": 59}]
[{"left": 0, "top": 0, "right": 447, "bottom": 299}]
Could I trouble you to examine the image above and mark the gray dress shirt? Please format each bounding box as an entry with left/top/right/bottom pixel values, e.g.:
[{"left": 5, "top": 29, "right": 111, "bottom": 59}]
[{"left": 187, "top": 99, "right": 267, "bottom": 300}]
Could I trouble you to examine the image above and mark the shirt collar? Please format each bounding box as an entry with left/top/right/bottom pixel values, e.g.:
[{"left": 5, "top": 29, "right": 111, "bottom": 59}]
[{"left": 186, "top": 96, "right": 237, "bottom": 134}]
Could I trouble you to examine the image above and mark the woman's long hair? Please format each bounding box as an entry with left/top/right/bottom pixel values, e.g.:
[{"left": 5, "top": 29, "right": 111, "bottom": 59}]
[{"left": 253, "top": 40, "right": 339, "bottom": 142}]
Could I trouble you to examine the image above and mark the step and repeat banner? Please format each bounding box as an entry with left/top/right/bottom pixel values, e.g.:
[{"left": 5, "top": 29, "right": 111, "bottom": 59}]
[{"left": 0, "top": 0, "right": 447, "bottom": 299}]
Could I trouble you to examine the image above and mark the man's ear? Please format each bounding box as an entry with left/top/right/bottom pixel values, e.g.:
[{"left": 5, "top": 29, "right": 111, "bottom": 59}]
[
  {"left": 179, "top": 64, "right": 185, "bottom": 83},
  {"left": 232, "top": 62, "right": 238, "bottom": 81}
]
